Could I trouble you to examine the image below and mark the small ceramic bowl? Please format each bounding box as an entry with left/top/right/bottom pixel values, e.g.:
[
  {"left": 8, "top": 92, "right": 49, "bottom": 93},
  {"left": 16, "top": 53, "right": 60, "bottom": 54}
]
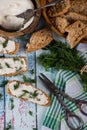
[
  {"left": 41, "top": 0, "right": 87, "bottom": 43},
  {"left": 0, "top": 0, "right": 41, "bottom": 38}
]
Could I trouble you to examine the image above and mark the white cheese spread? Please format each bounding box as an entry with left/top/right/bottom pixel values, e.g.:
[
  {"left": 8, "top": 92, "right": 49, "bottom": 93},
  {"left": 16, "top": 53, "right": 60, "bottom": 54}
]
[
  {"left": 8, "top": 81, "right": 48, "bottom": 105},
  {"left": 0, "top": 37, "right": 16, "bottom": 53},
  {"left": 0, "top": 0, "right": 34, "bottom": 31},
  {"left": 0, "top": 57, "right": 27, "bottom": 75}
]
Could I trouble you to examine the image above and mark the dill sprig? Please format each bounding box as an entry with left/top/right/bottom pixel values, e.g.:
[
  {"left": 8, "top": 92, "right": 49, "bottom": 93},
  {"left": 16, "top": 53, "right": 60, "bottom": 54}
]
[
  {"left": 23, "top": 75, "right": 36, "bottom": 84},
  {"left": 0, "top": 80, "right": 8, "bottom": 87},
  {"left": 2, "top": 39, "right": 8, "bottom": 48}
]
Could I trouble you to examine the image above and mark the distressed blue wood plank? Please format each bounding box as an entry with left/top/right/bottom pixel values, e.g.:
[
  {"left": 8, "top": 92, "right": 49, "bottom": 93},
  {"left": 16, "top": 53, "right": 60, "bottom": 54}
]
[
  {"left": 36, "top": 50, "right": 52, "bottom": 130},
  {"left": 0, "top": 76, "right": 5, "bottom": 130},
  {"left": 5, "top": 40, "right": 37, "bottom": 130}
]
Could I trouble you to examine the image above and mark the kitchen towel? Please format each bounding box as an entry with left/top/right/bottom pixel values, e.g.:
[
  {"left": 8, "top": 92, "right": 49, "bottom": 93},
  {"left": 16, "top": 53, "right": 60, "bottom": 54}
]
[{"left": 42, "top": 45, "right": 87, "bottom": 130}]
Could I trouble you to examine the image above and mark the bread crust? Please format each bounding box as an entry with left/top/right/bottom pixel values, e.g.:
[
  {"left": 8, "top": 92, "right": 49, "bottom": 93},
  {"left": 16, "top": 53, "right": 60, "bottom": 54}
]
[
  {"left": 0, "top": 57, "right": 28, "bottom": 76},
  {"left": 47, "top": 0, "right": 70, "bottom": 17},
  {"left": 50, "top": 16, "right": 69, "bottom": 33},
  {"left": 65, "top": 20, "right": 87, "bottom": 48},
  {"left": 70, "top": 0, "right": 87, "bottom": 15},
  {"left": 66, "top": 12, "right": 87, "bottom": 22},
  {"left": 26, "top": 28, "right": 53, "bottom": 52},
  {"left": 6, "top": 80, "right": 51, "bottom": 106},
  {"left": 6, "top": 42, "right": 19, "bottom": 55},
  {"left": 0, "top": 36, "right": 19, "bottom": 55}
]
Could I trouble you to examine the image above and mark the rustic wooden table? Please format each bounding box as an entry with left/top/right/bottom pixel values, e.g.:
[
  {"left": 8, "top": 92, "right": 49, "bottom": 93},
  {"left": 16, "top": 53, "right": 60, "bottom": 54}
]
[
  {"left": 0, "top": 18, "right": 59, "bottom": 130},
  {"left": 1, "top": 16, "right": 87, "bottom": 130}
]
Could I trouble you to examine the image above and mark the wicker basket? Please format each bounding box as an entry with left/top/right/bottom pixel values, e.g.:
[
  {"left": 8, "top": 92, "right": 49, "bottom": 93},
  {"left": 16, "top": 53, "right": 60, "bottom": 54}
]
[{"left": 41, "top": 0, "right": 87, "bottom": 43}]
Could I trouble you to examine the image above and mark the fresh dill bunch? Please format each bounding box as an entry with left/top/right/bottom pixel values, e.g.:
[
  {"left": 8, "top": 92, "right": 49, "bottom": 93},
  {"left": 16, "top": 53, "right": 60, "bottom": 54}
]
[
  {"left": 38, "top": 40, "right": 87, "bottom": 91},
  {"left": 38, "top": 40, "right": 85, "bottom": 72}
]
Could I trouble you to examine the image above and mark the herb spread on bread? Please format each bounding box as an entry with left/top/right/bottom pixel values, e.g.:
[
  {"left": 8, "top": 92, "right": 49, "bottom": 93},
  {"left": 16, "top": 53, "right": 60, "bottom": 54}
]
[
  {"left": 0, "top": 57, "right": 27, "bottom": 76},
  {"left": 0, "top": 37, "right": 19, "bottom": 54},
  {"left": 7, "top": 81, "right": 50, "bottom": 106}
]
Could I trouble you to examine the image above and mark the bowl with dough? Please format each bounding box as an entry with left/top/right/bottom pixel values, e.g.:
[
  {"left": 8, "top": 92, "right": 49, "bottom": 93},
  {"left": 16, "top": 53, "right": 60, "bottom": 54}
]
[{"left": 0, "top": 0, "right": 41, "bottom": 38}]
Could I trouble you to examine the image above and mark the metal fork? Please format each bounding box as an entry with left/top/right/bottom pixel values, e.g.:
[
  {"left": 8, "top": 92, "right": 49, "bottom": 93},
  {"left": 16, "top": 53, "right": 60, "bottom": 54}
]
[{"left": 17, "top": 0, "right": 64, "bottom": 20}]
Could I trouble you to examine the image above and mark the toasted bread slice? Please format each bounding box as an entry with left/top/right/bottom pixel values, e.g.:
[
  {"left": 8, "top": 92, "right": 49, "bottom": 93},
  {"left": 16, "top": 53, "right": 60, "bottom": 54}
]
[
  {"left": 0, "top": 57, "right": 28, "bottom": 76},
  {"left": 0, "top": 36, "right": 19, "bottom": 54},
  {"left": 26, "top": 28, "right": 53, "bottom": 52},
  {"left": 66, "top": 12, "right": 87, "bottom": 22},
  {"left": 47, "top": 0, "right": 70, "bottom": 17},
  {"left": 6, "top": 80, "right": 51, "bottom": 106},
  {"left": 51, "top": 16, "right": 69, "bottom": 33},
  {"left": 65, "top": 21, "right": 87, "bottom": 48},
  {"left": 70, "top": 0, "right": 87, "bottom": 15}
]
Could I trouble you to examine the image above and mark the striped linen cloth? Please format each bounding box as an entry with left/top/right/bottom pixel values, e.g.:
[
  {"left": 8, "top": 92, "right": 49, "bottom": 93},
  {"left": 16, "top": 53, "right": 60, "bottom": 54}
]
[{"left": 42, "top": 44, "right": 87, "bottom": 130}]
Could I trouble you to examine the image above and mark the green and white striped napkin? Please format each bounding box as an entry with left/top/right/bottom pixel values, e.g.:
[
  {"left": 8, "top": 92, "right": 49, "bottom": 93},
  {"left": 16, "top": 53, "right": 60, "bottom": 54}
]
[{"left": 42, "top": 44, "right": 87, "bottom": 130}]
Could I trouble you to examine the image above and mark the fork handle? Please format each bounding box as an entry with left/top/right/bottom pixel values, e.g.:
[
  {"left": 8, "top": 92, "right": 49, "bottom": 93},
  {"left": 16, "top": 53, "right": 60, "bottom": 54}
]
[{"left": 34, "top": 0, "right": 63, "bottom": 12}]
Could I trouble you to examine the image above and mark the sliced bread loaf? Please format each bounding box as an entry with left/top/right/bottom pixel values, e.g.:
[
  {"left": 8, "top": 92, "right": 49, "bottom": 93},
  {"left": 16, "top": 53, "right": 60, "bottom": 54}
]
[
  {"left": 0, "top": 57, "right": 28, "bottom": 76},
  {"left": 51, "top": 16, "right": 69, "bottom": 33},
  {"left": 6, "top": 80, "right": 51, "bottom": 106},
  {"left": 70, "top": 0, "right": 87, "bottom": 15},
  {"left": 66, "top": 12, "right": 87, "bottom": 22},
  {"left": 26, "top": 28, "right": 53, "bottom": 52},
  {"left": 47, "top": 0, "right": 70, "bottom": 17},
  {"left": 65, "top": 20, "right": 87, "bottom": 48}
]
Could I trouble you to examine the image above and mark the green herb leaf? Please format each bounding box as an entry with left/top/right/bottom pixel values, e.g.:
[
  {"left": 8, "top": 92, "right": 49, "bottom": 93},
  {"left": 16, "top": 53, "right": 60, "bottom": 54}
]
[
  {"left": 5, "top": 62, "right": 11, "bottom": 68},
  {"left": 22, "top": 90, "right": 38, "bottom": 98},
  {"left": 23, "top": 75, "right": 36, "bottom": 84},
  {"left": 13, "top": 57, "right": 20, "bottom": 62},
  {"left": 32, "top": 128, "right": 37, "bottom": 130},
  {"left": 21, "top": 60, "right": 24, "bottom": 64},
  {"left": 32, "top": 90, "right": 38, "bottom": 98},
  {"left": 22, "top": 90, "right": 30, "bottom": 94},
  {"left": 30, "top": 69, "right": 34, "bottom": 74},
  {"left": 16, "top": 67, "right": 22, "bottom": 72},
  {"left": 0, "top": 80, "right": 8, "bottom": 87},
  {"left": 29, "top": 111, "right": 33, "bottom": 116},
  {"left": 6, "top": 121, "right": 12, "bottom": 130},
  {"left": 2, "top": 39, "right": 8, "bottom": 48},
  {"left": 19, "top": 93, "right": 26, "bottom": 98},
  {"left": 10, "top": 98, "right": 14, "bottom": 110},
  {"left": 0, "top": 93, "right": 2, "bottom": 99},
  {"left": 14, "top": 82, "right": 19, "bottom": 90}
]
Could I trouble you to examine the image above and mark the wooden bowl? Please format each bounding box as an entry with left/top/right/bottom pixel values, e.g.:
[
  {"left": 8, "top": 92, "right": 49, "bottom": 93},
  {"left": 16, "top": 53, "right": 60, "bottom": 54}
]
[
  {"left": 41, "top": 0, "right": 87, "bottom": 43},
  {"left": 0, "top": 0, "right": 41, "bottom": 38}
]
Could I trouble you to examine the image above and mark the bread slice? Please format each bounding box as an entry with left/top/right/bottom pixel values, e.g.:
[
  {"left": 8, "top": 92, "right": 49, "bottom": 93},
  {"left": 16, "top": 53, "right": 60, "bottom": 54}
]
[
  {"left": 51, "top": 16, "right": 69, "bottom": 33},
  {"left": 6, "top": 80, "right": 51, "bottom": 106},
  {"left": 70, "top": 0, "right": 87, "bottom": 15},
  {"left": 26, "top": 28, "right": 53, "bottom": 52},
  {"left": 65, "top": 21, "right": 87, "bottom": 48},
  {"left": 0, "top": 57, "right": 28, "bottom": 76},
  {"left": 47, "top": 0, "right": 70, "bottom": 17},
  {"left": 66, "top": 12, "right": 87, "bottom": 22},
  {"left": 0, "top": 36, "right": 19, "bottom": 54}
]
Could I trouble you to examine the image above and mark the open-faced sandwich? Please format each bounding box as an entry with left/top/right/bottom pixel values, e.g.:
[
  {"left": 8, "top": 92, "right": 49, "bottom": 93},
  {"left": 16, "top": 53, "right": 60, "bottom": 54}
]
[
  {"left": 6, "top": 80, "right": 51, "bottom": 106},
  {"left": 0, "top": 57, "right": 28, "bottom": 76},
  {"left": 0, "top": 36, "right": 19, "bottom": 54}
]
